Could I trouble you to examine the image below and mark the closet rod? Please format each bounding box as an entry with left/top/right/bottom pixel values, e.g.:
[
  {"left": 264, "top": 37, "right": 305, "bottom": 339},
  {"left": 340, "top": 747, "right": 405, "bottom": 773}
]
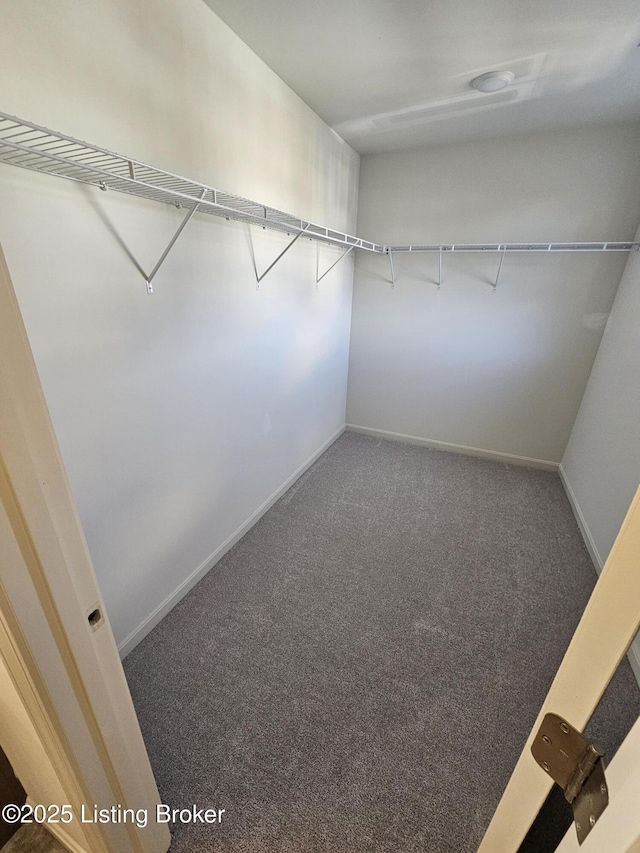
[{"left": 1, "top": 112, "right": 638, "bottom": 259}]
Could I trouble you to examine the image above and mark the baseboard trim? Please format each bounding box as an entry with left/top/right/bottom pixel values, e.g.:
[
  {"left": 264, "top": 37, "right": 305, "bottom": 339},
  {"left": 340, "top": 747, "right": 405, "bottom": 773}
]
[
  {"left": 558, "top": 464, "right": 640, "bottom": 689},
  {"left": 24, "top": 797, "right": 88, "bottom": 853},
  {"left": 45, "top": 823, "right": 88, "bottom": 853},
  {"left": 626, "top": 640, "right": 640, "bottom": 689},
  {"left": 346, "top": 424, "right": 559, "bottom": 471},
  {"left": 558, "top": 464, "right": 604, "bottom": 573},
  {"left": 118, "top": 425, "right": 345, "bottom": 659}
]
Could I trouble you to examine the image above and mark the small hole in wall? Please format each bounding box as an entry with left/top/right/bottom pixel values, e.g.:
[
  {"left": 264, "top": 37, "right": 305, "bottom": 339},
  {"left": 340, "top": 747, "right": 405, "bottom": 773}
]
[{"left": 88, "top": 608, "right": 102, "bottom": 628}]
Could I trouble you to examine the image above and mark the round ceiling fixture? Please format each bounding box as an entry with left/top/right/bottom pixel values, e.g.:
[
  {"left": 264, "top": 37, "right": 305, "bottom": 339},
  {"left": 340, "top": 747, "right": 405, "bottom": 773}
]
[{"left": 471, "top": 70, "right": 515, "bottom": 93}]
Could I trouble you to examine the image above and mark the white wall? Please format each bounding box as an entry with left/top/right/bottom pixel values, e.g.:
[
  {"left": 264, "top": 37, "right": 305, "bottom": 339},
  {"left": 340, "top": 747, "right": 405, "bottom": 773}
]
[
  {"left": 0, "top": 0, "right": 359, "bottom": 651},
  {"left": 561, "top": 222, "right": 640, "bottom": 568},
  {"left": 347, "top": 125, "right": 640, "bottom": 465}
]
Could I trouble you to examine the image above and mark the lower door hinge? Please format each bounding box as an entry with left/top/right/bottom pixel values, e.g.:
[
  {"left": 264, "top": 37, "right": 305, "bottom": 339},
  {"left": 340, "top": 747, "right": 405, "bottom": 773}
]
[{"left": 531, "top": 713, "right": 608, "bottom": 845}]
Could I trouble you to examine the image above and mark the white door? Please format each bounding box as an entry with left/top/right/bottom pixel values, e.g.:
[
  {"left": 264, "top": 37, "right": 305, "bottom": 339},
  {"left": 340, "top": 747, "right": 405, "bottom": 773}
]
[
  {"left": 0, "top": 242, "right": 171, "bottom": 853},
  {"left": 478, "top": 488, "right": 640, "bottom": 853}
]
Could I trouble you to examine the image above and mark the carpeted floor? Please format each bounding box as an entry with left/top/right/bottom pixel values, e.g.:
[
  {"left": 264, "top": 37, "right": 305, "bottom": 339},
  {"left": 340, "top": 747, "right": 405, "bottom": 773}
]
[
  {"left": 124, "top": 432, "right": 638, "bottom": 852},
  {"left": 0, "top": 825, "right": 66, "bottom": 853}
]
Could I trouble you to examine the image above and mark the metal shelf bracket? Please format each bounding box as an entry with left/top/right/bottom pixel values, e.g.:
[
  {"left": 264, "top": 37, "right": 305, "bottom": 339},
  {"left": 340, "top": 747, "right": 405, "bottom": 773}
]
[
  {"left": 256, "top": 226, "right": 309, "bottom": 285},
  {"left": 145, "top": 188, "right": 206, "bottom": 293},
  {"left": 387, "top": 249, "right": 396, "bottom": 289},
  {"left": 316, "top": 245, "right": 354, "bottom": 285},
  {"left": 493, "top": 247, "right": 506, "bottom": 293}
]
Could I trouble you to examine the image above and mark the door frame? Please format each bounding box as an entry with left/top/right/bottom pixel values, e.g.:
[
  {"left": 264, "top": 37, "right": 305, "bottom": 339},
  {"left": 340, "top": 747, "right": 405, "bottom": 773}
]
[
  {"left": 478, "top": 487, "right": 640, "bottom": 852},
  {"left": 0, "top": 242, "right": 170, "bottom": 853}
]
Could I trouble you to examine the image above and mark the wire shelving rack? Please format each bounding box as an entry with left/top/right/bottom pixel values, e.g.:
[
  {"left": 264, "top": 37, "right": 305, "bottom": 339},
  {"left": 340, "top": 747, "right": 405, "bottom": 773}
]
[{"left": 0, "top": 111, "right": 637, "bottom": 290}]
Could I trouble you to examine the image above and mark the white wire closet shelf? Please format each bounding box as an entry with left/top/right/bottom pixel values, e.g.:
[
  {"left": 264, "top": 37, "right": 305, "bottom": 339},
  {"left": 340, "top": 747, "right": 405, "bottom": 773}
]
[
  {"left": 388, "top": 242, "right": 639, "bottom": 252},
  {"left": 0, "top": 111, "right": 383, "bottom": 255},
  {"left": 0, "top": 110, "right": 638, "bottom": 283}
]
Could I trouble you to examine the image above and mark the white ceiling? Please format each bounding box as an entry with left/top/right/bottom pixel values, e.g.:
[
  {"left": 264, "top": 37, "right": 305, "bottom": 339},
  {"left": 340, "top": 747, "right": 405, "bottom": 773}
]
[{"left": 201, "top": 0, "right": 640, "bottom": 154}]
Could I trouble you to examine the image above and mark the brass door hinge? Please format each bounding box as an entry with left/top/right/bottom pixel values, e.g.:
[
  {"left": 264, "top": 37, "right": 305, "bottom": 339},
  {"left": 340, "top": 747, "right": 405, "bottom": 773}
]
[{"left": 531, "top": 713, "right": 608, "bottom": 845}]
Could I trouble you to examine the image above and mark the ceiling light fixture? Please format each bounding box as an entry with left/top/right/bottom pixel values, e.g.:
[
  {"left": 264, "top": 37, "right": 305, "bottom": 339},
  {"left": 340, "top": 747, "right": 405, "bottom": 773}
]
[{"left": 471, "top": 70, "right": 515, "bottom": 93}]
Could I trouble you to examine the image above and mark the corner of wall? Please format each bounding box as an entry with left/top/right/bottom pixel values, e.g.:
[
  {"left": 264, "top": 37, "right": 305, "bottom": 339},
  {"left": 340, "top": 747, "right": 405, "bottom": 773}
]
[
  {"left": 118, "top": 425, "right": 345, "bottom": 659},
  {"left": 558, "top": 464, "right": 604, "bottom": 572},
  {"left": 559, "top": 463, "right": 640, "bottom": 691}
]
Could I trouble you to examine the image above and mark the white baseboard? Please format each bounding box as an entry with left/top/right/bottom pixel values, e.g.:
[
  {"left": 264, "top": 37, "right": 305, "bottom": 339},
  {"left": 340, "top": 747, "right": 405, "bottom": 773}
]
[
  {"left": 626, "top": 640, "right": 640, "bottom": 689},
  {"left": 24, "top": 797, "right": 88, "bottom": 853},
  {"left": 559, "top": 464, "right": 640, "bottom": 689},
  {"left": 346, "top": 424, "right": 559, "bottom": 471},
  {"left": 45, "top": 823, "right": 89, "bottom": 853},
  {"left": 558, "top": 464, "right": 604, "bottom": 573},
  {"left": 118, "top": 425, "right": 345, "bottom": 659}
]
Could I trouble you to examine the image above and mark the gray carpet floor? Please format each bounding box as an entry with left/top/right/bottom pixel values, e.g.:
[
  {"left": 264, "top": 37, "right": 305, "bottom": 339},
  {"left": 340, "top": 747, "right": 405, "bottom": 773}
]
[
  {"left": 124, "top": 432, "right": 638, "bottom": 852},
  {"left": 1, "top": 825, "right": 66, "bottom": 853}
]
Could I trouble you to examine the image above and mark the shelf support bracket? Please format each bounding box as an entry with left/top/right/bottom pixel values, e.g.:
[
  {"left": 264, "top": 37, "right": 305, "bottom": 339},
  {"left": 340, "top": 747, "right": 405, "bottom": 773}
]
[
  {"left": 316, "top": 245, "right": 354, "bottom": 285},
  {"left": 145, "top": 188, "right": 207, "bottom": 293},
  {"left": 388, "top": 249, "right": 396, "bottom": 289},
  {"left": 438, "top": 246, "right": 443, "bottom": 290},
  {"left": 256, "top": 226, "right": 309, "bottom": 285},
  {"left": 493, "top": 247, "right": 506, "bottom": 292}
]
